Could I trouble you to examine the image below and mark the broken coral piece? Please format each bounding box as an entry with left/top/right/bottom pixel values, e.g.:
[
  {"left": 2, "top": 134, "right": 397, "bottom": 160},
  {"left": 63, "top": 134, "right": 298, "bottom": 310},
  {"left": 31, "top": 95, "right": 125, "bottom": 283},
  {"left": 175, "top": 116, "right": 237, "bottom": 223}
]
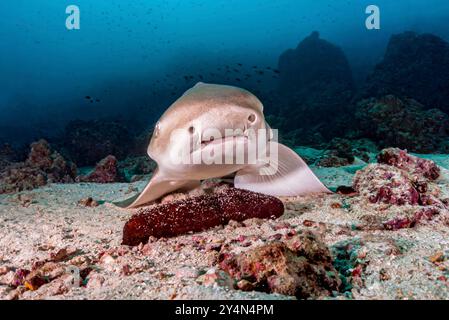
[
  {"left": 77, "top": 155, "right": 122, "bottom": 183},
  {"left": 352, "top": 148, "right": 448, "bottom": 230},
  {"left": 0, "top": 139, "right": 77, "bottom": 194},
  {"left": 122, "top": 186, "right": 284, "bottom": 246},
  {"left": 377, "top": 147, "right": 440, "bottom": 180},
  {"left": 218, "top": 231, "right": 341, "bottom": 298}
]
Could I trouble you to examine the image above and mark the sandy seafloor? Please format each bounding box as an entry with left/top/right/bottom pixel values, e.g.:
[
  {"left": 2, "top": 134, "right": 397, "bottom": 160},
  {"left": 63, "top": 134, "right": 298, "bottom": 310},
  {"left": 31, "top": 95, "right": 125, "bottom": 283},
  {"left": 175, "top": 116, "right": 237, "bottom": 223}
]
[{"left": 1, "top": 149, "right": 449, "bottom": 300}]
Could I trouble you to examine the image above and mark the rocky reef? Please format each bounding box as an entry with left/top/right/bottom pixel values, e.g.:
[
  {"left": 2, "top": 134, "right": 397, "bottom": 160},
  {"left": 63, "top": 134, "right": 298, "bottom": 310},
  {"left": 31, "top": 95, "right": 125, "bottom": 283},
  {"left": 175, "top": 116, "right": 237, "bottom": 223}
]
[
  {"left": 355, "top": 95, "right": 449, "bottom": 153},
  {"left": 276, "top": 31, "right": 355, "bottom": 143},
  {"left": 117, "top": 156, "right": 156, "bottom": 182},
  {"left": 363, "top": 32, "right": 449, "bottom": 114},
  {"left": 0, "top": 140, "right": 77, "bottom": 194},
  {"left": 271, "top": 31, "right": 449, "bottom": 154},
  {"left": 315, "top": 138, "right": 377, "bottom": 167},
  {"left": 62, "top": 120, "right": 133, "bottom": 166}
]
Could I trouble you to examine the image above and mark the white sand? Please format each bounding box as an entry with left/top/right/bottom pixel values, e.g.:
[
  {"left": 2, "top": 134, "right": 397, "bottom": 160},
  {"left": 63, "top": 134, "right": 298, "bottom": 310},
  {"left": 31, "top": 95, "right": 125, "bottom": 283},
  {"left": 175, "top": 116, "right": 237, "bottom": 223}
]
[{"left": 1, "top": 162, "right": 449, "bottom": 300}]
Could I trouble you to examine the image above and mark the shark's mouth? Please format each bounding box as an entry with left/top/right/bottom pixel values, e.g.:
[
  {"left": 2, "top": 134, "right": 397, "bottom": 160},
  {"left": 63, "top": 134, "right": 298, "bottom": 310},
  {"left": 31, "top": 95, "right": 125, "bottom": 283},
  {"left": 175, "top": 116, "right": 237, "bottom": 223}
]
[{"left": 200, "top": 134, "right": 248, "bottom": 149}]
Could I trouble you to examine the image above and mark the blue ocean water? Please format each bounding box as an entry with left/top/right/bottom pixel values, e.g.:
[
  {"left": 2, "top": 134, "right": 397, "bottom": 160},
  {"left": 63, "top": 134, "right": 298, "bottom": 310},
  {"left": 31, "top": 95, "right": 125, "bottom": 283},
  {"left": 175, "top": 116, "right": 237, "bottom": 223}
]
[{"left": 0, "top": 0, "right": 448, "bottom": 149}]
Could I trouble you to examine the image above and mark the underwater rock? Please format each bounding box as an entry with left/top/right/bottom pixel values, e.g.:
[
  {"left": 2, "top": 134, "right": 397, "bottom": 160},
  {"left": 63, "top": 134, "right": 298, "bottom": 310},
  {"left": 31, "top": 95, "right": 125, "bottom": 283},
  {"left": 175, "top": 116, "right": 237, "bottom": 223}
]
[
  {"left": 63, "top": 119, "right": 132, "bottom": 166},
  {"left": 354, "top": 164, "right": 423, "bottom": 206},
  {"left": 352, "top": 149, "right": 448, "bottom": 230},
  {"left": 78, "top": 197, "right": 99, "bottom": 207},
  {"left": 355, "top": 95, "right": 449, "bottom": 153},
  {"left": 3, "top": 249, "right": 92, "bottom": 299},
  {"left": 277, "top": 31, "right": 355, "bottom": 141},
  {"left": 196, "top": 268, "right": 235, "bottom": 289},
  {"left": 117, "top": 156, "right": 156, "bottom": 182},
  {"left": 363, "top": 32, "right": 449, "bottom": 114},
  {"left": 315, "top": 138, "right": 376, "bottom": 167},
  {"left": 377, "top": 148, "right": 440, "bottom": 181},
  {"left": 218, "top": 231, "right": 341, "bottom": 298},
  {"left": 122, "top": 186, "right": 284, "bottom": 246},
  {"left": 77, "top": 155, "right": 122, "bottom": 183},
  {"left": 316, "top": 138, "right": 355, "bottom": 167},
  {"left": 0, "top": 140, "right": 77, "bottom": 194},
  {"left": 27, "top": 140, "right": 77, "bottom": 183}
]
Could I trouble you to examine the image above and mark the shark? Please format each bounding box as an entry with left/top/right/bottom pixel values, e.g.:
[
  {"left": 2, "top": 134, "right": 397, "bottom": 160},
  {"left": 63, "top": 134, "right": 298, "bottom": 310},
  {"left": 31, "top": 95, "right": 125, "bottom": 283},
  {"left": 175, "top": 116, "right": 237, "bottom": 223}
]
[{"left": 115, "top": 82, "right": 330, "bottom": 208}]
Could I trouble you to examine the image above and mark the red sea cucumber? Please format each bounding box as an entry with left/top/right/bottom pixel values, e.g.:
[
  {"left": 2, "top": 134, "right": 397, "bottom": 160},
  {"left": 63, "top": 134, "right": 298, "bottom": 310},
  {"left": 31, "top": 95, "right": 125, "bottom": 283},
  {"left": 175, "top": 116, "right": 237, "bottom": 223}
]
[{"left": 122, "top": 187, "right": 284, "bottom": 246}]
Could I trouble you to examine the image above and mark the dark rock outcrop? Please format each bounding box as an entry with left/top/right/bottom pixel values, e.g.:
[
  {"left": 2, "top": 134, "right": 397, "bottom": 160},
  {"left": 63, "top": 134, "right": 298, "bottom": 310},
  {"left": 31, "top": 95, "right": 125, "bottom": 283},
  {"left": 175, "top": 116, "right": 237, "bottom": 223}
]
[
  {"left": 363, "top": 32, "right": 449, "bottom": 113},
  {"left": 277, "top": 31, "right": 355, "bottom": 140}
]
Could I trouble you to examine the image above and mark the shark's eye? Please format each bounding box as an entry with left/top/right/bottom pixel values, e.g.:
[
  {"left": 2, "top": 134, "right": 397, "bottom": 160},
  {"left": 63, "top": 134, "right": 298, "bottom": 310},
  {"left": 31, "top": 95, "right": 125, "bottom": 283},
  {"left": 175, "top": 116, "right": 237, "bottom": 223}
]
[
  {"left": 188, "top": 126, "right": 195, "bottom": 134},
  {"left": 248, "top": 114, "right": 256, "bottom": 123}
]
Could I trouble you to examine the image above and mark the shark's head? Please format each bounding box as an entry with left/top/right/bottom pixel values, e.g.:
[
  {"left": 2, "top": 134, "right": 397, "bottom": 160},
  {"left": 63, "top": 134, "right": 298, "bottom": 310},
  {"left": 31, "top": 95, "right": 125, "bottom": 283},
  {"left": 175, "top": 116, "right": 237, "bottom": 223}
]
[
  {"left": 148, "top": 83, "right": 268, "bottom": 174},
  {"left": 114, "top": 82, "right": 330, "bottom": 209}
]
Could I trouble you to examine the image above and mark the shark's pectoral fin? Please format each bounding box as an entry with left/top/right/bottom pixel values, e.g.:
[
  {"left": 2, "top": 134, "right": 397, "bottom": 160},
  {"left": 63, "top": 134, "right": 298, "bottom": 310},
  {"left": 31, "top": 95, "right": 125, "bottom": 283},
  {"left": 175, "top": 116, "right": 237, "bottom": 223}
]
[
  {"left": 234, "top": 142, "right": 331, "bottom": 196},
  {"left": 114, "top": 170, "right": 200, "bottom": 209}
]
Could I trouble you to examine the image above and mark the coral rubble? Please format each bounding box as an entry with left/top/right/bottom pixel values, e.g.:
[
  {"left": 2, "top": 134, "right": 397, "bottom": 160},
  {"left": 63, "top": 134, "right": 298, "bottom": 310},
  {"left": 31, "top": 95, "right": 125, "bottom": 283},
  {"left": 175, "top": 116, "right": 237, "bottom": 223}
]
[
  {"left": 352, "top": 148, "right": 448, "bottom": 230},
  {"left": 76, "top": 155, "right": 122, "bottom": 183},
  {"left": 0, "top": 247, "right": 92, "bottom": 299},
  {"left": 0, "top": 140, "right": 77, "bottom": 194},
  {"left": 218, "top": 231, "right": 341, "bottom": 298}
]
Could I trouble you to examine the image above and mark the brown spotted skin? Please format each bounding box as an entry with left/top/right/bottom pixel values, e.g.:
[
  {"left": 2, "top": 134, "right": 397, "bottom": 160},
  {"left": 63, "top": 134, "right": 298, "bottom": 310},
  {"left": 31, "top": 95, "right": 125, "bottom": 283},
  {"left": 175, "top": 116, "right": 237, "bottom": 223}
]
[{"left": 122, "top": 187, "right": 284, "bottom": 246}]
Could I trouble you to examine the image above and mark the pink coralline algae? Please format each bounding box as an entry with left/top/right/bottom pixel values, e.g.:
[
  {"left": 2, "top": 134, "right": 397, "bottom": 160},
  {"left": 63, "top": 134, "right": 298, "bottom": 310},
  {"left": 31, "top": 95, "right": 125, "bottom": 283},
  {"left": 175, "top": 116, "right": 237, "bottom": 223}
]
[
  {"left": 0, "top": 140, "right": 77, "bottom": 194},
  {"left": 218, "top": 231, "right": 341, "bottom": 298},
  {"left": 122, "top": 186, "right": 284, "bottom": 246},
  {"left": 352, "top": 148, "right": 448, "bottom": 230},
  {"left": 77, "top": 155, "right": 122, "bottom": 183},
  {"left": 2, "top": 247, "right": 91, "bottom": 298},
  {"left": 377, "top": 148, "right": 440, "bottom": 180}
]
